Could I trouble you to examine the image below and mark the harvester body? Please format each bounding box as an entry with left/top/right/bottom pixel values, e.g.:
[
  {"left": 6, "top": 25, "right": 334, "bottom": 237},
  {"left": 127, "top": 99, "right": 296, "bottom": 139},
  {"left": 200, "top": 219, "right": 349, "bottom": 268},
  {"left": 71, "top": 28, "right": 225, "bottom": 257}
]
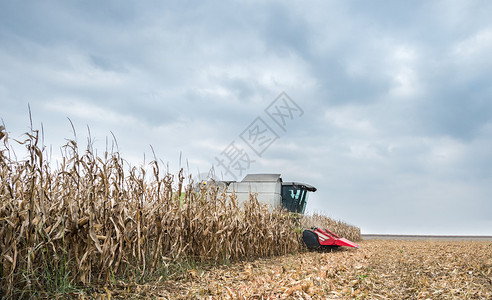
[
  {"left": 211, "top": 174, "right": 358, "bottom": 249},
  {"left": 215, "top": 174, "right": 315, "bottom": 214}
]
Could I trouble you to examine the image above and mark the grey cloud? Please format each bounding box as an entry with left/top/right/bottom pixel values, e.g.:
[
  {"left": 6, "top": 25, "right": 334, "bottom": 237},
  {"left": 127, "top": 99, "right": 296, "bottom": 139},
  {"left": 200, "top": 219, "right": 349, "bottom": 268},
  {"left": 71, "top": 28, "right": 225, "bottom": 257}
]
[
  {"left": 90, "top": 55, "right": 128, "bottom": 73},
  {"left": 1, "top": 0, "right": 491, "bottom": 235}
]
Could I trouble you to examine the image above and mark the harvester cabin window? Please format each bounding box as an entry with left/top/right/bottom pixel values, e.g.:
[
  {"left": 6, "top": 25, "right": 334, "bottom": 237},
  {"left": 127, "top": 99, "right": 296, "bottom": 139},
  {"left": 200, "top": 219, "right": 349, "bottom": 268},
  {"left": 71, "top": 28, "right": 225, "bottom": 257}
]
[{"left": 281, "top": 185, "right": 308, "bottom": 213}]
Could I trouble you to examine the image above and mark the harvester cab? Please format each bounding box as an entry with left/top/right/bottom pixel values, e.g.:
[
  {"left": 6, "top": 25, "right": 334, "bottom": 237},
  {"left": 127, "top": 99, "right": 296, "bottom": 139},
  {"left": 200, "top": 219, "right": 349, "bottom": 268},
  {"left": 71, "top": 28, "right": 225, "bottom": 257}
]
[
  {"left": 212, "top": 173, "right": 359, "bottom": 250},
  {"left": 280, "top": 182, "right": 316, "bottom": 214}
]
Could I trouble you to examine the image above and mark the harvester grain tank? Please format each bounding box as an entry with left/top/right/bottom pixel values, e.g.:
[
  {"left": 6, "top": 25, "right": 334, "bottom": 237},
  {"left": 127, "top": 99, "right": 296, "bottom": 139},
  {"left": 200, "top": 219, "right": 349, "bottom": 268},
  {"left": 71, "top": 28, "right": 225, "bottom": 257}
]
[{"left": 213, "top": 174, "right": 359, "bottom": 250}]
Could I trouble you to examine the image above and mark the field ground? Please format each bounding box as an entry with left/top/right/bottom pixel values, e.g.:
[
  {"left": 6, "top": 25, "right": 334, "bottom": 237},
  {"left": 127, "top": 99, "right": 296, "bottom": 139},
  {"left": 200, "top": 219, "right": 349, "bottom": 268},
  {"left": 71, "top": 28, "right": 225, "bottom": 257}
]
[
  {"left": 362, "top": 234, "right": 492, "bottom": 241},
  {"left": 80, "top": 239, "right": 491, "bottom": 299}
]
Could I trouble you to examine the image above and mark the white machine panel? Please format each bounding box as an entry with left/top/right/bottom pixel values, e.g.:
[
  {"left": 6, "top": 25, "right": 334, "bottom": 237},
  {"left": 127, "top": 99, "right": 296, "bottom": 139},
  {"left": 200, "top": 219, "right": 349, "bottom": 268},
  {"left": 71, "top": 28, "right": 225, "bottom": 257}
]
[{"left": 219, "top": 174, "right": 282, "bottom": 210}]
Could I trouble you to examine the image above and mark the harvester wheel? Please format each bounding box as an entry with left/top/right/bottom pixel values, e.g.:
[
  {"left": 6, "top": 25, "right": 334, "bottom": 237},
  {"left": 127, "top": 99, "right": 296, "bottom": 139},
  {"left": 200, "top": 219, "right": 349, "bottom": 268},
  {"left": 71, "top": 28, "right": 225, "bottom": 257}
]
[{"left": 302, "top": 230, "right": 321, "bottom": 250}]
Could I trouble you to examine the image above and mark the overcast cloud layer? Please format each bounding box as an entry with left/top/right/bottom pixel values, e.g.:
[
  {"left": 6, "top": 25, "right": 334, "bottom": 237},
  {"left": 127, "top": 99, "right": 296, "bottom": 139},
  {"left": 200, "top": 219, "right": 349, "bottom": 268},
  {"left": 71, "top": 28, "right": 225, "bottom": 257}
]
[{"left": 1, "top": 1, "right": 491, "bottom": 235}]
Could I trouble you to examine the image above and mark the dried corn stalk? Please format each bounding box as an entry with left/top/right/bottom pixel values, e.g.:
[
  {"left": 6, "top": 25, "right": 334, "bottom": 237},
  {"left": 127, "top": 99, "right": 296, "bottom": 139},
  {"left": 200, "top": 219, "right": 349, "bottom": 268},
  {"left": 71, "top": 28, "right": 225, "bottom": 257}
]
[{"left": 0, "top": 125, "right": 314, "bottom": 297}]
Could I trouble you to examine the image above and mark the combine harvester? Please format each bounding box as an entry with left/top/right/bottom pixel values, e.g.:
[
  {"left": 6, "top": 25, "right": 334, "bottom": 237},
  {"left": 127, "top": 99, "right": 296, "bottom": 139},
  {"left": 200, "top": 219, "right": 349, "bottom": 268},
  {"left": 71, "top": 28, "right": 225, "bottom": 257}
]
[{"left": 212, "top": 174, "right": 359, "bottom": 250}]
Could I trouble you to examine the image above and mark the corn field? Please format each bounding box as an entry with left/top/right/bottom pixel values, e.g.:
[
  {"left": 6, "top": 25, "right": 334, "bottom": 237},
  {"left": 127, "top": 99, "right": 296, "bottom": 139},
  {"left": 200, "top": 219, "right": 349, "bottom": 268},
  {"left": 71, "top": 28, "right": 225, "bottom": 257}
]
[{"left": 0, "top": 125, "right": 360, "bottom": 298}]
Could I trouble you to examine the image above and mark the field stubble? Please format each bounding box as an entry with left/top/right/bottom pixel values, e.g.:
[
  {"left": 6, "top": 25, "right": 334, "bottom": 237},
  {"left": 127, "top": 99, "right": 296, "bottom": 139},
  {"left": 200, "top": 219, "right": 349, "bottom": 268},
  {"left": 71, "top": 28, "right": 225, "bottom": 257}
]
[{"left": 97, "top": 240, "right": 491, "bottom": 299}]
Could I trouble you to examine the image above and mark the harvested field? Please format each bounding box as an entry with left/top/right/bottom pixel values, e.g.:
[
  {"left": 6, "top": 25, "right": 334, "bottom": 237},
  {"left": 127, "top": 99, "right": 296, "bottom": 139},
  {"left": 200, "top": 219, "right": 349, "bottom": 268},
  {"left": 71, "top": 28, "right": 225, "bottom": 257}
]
[
  {"left": 85, "top": 240, "right": 491, "bottom": 299},
  {"left": 363, "top": 234, "right": 492, "bottom": 241}
]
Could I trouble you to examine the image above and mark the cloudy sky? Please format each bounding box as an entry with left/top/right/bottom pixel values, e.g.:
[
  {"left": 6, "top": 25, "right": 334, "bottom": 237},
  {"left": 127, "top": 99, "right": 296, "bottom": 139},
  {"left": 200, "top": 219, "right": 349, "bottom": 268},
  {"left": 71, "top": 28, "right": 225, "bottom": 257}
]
[{"left": 1, "top": 1, "right": 491, "bottom": 235}]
